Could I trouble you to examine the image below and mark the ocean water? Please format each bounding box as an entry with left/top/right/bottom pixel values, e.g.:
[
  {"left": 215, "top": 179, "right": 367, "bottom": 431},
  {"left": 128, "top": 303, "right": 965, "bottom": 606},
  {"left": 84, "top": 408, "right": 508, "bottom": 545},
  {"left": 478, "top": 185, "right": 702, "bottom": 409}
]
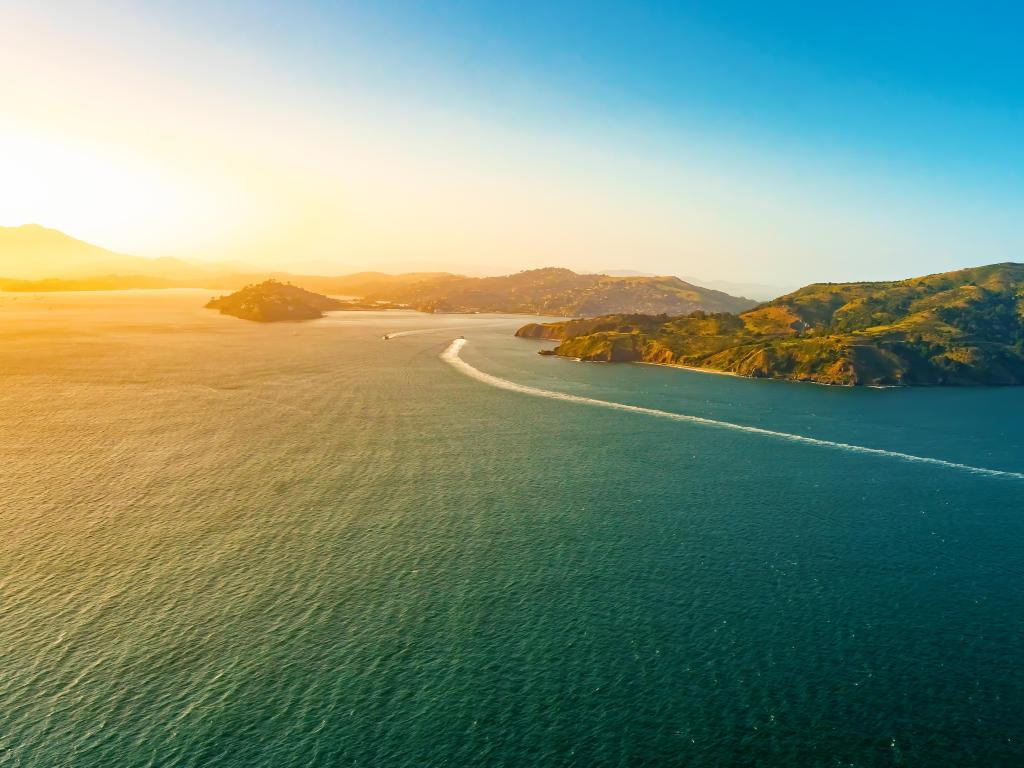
[{"left": 1, "top": 290, "right": 1022, "bottom": 767}]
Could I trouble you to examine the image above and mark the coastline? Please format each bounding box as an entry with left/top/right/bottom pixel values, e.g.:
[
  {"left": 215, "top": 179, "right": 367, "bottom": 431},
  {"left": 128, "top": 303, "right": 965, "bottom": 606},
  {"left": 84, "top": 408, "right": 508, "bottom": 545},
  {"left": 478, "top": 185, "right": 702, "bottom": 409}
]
[
  {"left": 525, "top": 336, "right": 887, "bottom": 388},
  {"left": 635, "top": 360, "right": 742, "bottom": 379},
  {"left": 553, "top": 348, "right": 853, "bottom": 386},
  {"left": 631, "top": 357, "right": 901, "bottom": 389}
]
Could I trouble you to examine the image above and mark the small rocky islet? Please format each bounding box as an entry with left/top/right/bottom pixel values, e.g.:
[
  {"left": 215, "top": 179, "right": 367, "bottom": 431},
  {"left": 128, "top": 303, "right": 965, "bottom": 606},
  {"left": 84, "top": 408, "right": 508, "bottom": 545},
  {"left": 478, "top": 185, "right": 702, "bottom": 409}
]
[{"left": 206, "top": 280, "right": 349, "bottom": 322}]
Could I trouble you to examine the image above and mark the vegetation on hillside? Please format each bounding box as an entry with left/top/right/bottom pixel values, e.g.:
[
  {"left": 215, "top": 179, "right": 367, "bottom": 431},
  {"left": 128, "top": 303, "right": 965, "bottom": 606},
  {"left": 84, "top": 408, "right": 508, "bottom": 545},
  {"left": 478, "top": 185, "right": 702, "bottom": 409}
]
[{"left": 517, "top": 263, "right": 1024, "bottom": 385}]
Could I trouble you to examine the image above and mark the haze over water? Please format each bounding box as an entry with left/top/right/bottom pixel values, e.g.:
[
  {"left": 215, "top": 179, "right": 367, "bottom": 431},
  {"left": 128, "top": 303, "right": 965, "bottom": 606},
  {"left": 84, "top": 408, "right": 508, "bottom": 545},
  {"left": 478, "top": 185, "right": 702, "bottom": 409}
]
[{"left": 1, "top": 291, "right": 1021, "bottom": 765}]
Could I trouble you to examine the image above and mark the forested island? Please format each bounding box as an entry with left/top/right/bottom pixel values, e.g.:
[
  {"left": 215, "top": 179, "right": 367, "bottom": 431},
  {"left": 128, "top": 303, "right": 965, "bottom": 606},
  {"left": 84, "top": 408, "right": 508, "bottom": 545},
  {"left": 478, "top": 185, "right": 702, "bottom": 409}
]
[{"left": 516, "top": 263, "right": 1024, "bottom": 386}]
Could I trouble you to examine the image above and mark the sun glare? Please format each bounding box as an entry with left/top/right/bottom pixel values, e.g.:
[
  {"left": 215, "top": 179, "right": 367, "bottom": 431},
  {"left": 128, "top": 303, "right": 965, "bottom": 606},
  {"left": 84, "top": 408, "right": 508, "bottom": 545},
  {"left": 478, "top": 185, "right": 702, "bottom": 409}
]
[{"left": 0, "top": 120, "right": 241, "bottom": 257}]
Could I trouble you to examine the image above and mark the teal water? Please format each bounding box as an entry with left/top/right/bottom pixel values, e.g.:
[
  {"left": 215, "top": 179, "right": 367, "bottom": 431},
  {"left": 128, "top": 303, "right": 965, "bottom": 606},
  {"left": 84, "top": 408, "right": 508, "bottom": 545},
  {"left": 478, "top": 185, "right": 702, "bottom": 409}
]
[{"left": 1, "top": 291, "right": 1022, "bottom": 766}]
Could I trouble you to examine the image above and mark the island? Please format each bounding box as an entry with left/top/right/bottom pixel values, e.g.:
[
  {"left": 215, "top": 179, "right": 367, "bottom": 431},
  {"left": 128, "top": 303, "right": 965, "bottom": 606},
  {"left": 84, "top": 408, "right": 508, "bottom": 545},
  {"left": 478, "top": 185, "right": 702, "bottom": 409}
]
[
  {"left": 206, "top": 279, "right": 348, "bottom": 322},
  {"left": 516, "top": 263, "right": 1024, "bottom": 386}
]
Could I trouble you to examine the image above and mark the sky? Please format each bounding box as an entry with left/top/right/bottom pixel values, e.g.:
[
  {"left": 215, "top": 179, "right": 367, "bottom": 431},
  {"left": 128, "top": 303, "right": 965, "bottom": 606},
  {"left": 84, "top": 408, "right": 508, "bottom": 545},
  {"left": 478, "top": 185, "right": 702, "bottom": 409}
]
[{"left": 1, "top": 0, "right": 1022, "bottom": 283}]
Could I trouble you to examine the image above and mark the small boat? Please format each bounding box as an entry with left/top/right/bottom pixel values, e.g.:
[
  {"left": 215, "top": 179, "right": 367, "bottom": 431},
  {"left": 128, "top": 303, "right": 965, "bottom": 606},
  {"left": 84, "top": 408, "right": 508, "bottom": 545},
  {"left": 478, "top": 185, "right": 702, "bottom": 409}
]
[{"left": 383, "top": 334, "right": 389, "bottom": 340}]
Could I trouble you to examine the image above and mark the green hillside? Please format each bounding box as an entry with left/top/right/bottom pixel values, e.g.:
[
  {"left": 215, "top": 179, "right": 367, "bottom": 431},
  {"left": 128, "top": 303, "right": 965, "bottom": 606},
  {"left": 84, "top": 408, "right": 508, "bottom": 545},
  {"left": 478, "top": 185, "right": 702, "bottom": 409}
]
[{"left": 517, "top": 263, "right": 1024, "bottom": 385}]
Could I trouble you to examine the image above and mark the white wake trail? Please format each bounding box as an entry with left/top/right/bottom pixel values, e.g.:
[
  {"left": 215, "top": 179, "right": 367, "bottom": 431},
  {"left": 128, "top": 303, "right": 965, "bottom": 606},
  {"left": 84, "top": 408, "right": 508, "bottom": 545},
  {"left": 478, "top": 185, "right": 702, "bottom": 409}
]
[
  {"left": 442, "top": 339, "right": 1024, "bottom": 481},
  {"left": 386, "top": 322, "right": 506, "bottom": 339},
  {"left": 385, "top": 329, "right": 445, "bottom": 338}
]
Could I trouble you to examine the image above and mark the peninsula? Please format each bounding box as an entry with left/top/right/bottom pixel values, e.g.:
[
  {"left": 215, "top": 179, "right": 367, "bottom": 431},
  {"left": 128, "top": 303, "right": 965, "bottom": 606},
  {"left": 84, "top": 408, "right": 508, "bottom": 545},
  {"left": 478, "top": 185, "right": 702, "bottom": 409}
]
[{"left": 516, "top": 263, "right": 1024, "bottom": 386}]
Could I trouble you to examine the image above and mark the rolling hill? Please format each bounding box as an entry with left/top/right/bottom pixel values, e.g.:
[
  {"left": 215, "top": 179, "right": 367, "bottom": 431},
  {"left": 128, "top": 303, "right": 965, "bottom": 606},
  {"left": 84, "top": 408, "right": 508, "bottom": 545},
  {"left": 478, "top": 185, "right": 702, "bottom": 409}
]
[
  {"left": 517, "top": 263, "right": 1024, "bottom": 385},
  {"left": 358, "top": 267, "right": 756, "bottom": 316}
]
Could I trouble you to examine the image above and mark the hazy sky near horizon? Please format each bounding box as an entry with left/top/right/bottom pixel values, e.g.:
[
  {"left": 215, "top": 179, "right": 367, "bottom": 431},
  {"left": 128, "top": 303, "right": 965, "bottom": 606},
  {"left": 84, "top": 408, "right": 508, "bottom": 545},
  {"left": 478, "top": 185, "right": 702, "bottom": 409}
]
[{"left": 2, "top": 1, "right": 1022, "bottom": 283}]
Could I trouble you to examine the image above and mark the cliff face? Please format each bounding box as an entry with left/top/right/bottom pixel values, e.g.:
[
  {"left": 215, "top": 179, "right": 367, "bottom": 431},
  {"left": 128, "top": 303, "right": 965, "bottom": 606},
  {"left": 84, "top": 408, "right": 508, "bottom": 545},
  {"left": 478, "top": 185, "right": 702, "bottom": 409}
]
[
  {"left": 513, "top": 322, "right": 565, "bottom": 340},
  {"left": 206, "top": 280, "right": 346, "bottom": 322},
  {"left": 518, "top": 263, "right": 1024, "bottom": 386}
]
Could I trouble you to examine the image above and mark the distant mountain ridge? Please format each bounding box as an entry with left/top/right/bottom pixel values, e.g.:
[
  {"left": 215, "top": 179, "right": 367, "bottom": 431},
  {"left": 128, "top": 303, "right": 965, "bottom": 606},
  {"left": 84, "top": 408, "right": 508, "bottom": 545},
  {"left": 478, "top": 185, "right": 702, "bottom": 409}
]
[
  {"left": 0, "top": 224, "right": 204, "bottom": 280},
  {"left": 517, "top": 263, "right": 1024, "bottom": 385},
  {"left": 679, "top": 276, "right": 793, "bottom": 302},
  {"left": 355, "top": 268, "right": 756, "bottom": 316},
  {"left": 603, "top": 267, "right": 790, "bottom": 301},
  {"left": 0, "top": 225, "right": 756, "bottom": 317}
]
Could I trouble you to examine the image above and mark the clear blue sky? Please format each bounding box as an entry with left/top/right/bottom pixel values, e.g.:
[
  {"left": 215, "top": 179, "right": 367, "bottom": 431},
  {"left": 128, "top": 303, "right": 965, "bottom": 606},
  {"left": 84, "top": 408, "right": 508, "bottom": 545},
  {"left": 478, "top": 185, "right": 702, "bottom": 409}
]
[
  {"left": 325, "top": 0, "right": 1024, "bottom": 187},
  {"left": 3, "top": 0, "right": 1022, "bottom": 282}
]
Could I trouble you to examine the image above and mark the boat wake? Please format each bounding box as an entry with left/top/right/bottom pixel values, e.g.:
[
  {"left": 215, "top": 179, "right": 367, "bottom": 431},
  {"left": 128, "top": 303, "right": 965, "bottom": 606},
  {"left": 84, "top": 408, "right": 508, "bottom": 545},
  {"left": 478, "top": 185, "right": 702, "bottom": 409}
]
[
  {"left": 385, "top": 322, "right": 503, "bottom": 339},
  {"left": 384, "top": 328, "right": 450, "bottom": 338},
  {"left": 442, "top": 339, "right": 1023, "bottom": 480}
]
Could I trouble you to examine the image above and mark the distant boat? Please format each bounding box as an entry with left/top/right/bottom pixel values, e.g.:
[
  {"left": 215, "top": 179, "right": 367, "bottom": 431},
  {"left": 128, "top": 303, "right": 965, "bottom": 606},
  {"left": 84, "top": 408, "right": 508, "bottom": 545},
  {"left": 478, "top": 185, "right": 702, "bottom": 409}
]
[{"left": 383, "top": 334, "right": 389, "bottom": 340}]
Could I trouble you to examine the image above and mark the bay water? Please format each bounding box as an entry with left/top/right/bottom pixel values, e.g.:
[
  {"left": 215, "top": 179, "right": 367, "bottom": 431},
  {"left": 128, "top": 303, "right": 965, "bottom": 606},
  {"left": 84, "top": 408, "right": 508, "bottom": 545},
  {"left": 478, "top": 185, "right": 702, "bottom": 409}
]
[{"left": 2, "top": 290, "right": 1022, "bottom": 766}]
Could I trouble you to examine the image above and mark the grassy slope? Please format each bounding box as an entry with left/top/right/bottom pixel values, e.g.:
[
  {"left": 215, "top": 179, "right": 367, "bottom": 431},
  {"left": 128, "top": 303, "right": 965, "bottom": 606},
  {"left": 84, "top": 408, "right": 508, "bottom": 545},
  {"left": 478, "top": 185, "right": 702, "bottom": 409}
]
[{"left": 519, "top": 263, "right": 1024, "bottom": 385}]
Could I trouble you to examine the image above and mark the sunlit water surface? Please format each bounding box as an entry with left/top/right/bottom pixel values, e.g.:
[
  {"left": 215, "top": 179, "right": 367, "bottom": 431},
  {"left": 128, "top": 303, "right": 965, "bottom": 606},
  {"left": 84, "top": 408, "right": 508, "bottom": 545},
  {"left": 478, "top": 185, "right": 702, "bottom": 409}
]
[{"left": 2, "top": 290, "right": 1022, "bottom": 766}]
